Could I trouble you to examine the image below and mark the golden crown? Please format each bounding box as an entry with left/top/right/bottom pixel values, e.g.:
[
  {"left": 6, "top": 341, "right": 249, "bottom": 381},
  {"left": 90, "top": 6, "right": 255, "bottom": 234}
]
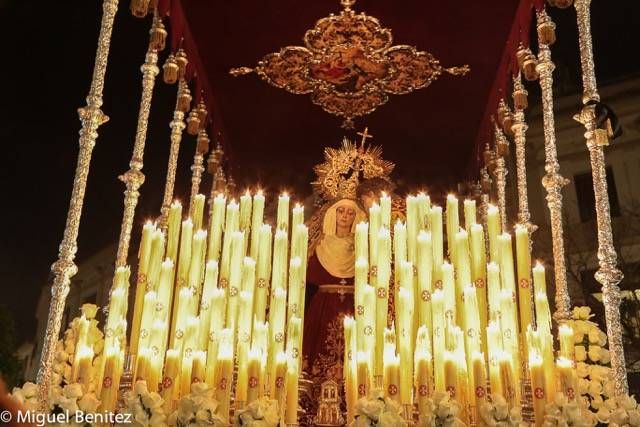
[{"left": 312, "top": 128, "right": 395, "bottom": 200}]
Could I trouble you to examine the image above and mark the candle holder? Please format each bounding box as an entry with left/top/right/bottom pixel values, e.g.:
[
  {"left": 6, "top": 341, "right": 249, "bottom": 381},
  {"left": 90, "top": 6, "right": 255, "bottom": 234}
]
[
  {"left": 36, "top": 0, "right": 118, "bottom": 410},
  {"left": 159, "top": 81, "right": 187, "bottom": 231},
  {"left": 117, "top": 351, "right": 134, "bottom": 412}
]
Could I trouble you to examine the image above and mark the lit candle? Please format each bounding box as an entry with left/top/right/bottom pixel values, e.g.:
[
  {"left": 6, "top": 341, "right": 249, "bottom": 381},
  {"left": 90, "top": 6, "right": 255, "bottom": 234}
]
[
  {"left": 487, "top": 205, "right": 501, "bottom": 263},
  {"left": 443, "top": 351, "right": 458, "bottom": 398},
  {"left": 207, "top": 193, "right": 226, "bottom": 262},
  {"left": 375, "top": 227, "right": 391, "bottom": 376},
  {"left": 406, "top": 195, "right": 419, "bottom": 264},
  {"left": 487, "top": 262, "right": 501, "bottom": 321},
  {"left": 384, "top": 344, "right": 401, "bottom": 403},
  {"left": 237, "top": 290, "right": 254, "bottom": 346},
  {"left": 177, "top": 219, "right": 194, "bottom": 292},
  {"left": 271, "top": 229, "right": 288, "bottom": 293},
  {"left": 291, "top": 202, "right": 304, "bottom": 229},
  {"left": 131, "top": 221, "right": 157, "bottom": 356},
  {"left": 361, "top": 284, "right": 376, "bottom": 364},
  {"left": 343, "top": 317, "right": 357, "bottom": 422},
  {"left": 499, "top": 289, "right": 520, "bottom": 391},
  {"left": 469, "top": 223, "right": 488, "bottom": 355},
  {"left": 205, "top": 288, "right": 226, "bottom": 387},
  {"left": 191, "top": 350, "right": 207, "bottom": 384},
  {"left": 285, "top": 352, "right": 299, "bottom": 424},
  {"left": 463, "top": 285, "right": 482, "bottom": 369},
  {"left": 463, "top": 199, "right": 476, "bottom": 231},
  {"left": 446, "top": 194, "right": 459, "bottom": 259},
  {"left": 235, "top": 340, "right": 249, "bottom": 405},
  {"left": 71, "top": 316, "right": 90, "bottom": 382},
  {"left": 218, "top": 200, "right": 239, "bottom": 290},
  {"left": 166, "top": 201, "right": 182, "bottom": 261},
  {"left": 417, "top": 192, "right": 431, "bottom": 230},
  {"left": 267, "top": 288, "right": 286, "bottom": 393},
  {"left": 249, "top": 190, "right": 265, "bottom": 260},
  {"left": 430, "top": 206, "right": 444, "bottom": 290},
  {"left": 156, "top": 258, "right": 175, "bottom": 325},
  {"left": 226, "top": 231, "right": 245, "bottom": 334},
  {"left": 499, "top": 351, "right": 516, "bottom": 408},
  {"left": 369, "top": 203, "right": 381, "bottom": 263},
  {"left": 486, "top": 322, "right": 503, "bottom": 398},
  {"left": 396, "top": 285, "right": 414, "bottom": 406},
  {"left": 291, "top": 224, "right": 308, "bottom": 287},
  {"left": 416, "top": 231, "right": 433, "bottom": 335},
  {"left": 431, "top": 290, "right": 445, "bottom": 392},
  {"left": 556, "top": 357, "right": 575, "bottom": 401},
  {"left": 357, "top": 351, "right": 371, "bottom": 398},
  {"left": 162, "top": 349, "right": 180, "bottom": 411},
  {"left": 272, "top": 351, "right": 287, "bottom": 416},
  {"left": 529, "top": 351, "right": 546, "bottom": 426},
  {"left": 187, "top": 229, "right": 208, "bottom": 314},
  {"left": 414, "top": 328, "right": 433, "bottom": 411},
  {"left": 515, "top": 224, "right": 533, "bottom": 333},
  {"left": 171, "top": 288, "right": 191, "bottom": 352},
  {"left": 532, "top": 261, "right": 548, "bottom": 301},
  {"left": 276, "top": 193, "right": 290, "bottom": 232},
  {"left": 442, "top": 262, "right": 456, "bottom": 323},
  {"left": 214, "top": 336, "right": 234, "bottom": 421},
  {"left": 148, "top": 319, "right": 167, "bottom": 392},
  {"left": 285, "top": 316, "right": 302, "bottom": 370},
  {"left": 75, "top": 345, "right": 93, "bottom": 390},
  {"left": 198, "top": 261, "right": 219, "bottom": 349},
  {"left": 380, "top": 193, "right": 391, "bottom": 229},
  {"left": 454, "top": 229, "right": 471, "bottom": 327},
  {"left": 147, "top": 229, "right": 165, "bottom": 290},
  {"left": 287, "top": 257, "right": 303, "bottom": 321},
  {"left": 247, "top": 347, "right": 262, "bottom": 404},
  {"left": 355, "top": 222, "right": 369, "bottom": 264},
  {"left": 393, "top": 221, "right": 407, "bottom": 277},
  {"left": 252, "top": 320, "right": 268, "bottom": 397},
  {"left": 254, "top": 224, "right": 272, "bottom": 322},
  {"left": 138, "top": 291, "right": 157, "bottom": 351},
  {"left": 191, "top": 193, "right": 206, "bottom": 231},
  {"left": 99, "top": 345, "right": 122, "bottom": 412},
  {"left": 558, "top": 324, "right": 574, "bottom": 360},
  {"left": 239, "top": 190, "right": 253, "bottom": 233},
  {"left": 471, "top": 351, "right": 487, "bottom": 421}
]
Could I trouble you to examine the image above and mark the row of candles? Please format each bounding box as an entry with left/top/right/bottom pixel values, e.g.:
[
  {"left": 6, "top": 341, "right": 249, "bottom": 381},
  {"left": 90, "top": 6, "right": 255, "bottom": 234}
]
[
  {"left": 343, "top": 193, "right": 576, "bottom": 426},
  {"left": 70, "top": 190, "right": 309, "bottom": 423}
]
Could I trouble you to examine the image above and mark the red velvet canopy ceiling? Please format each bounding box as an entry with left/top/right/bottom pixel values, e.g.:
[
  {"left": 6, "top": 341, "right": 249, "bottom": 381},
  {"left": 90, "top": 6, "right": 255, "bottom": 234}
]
[{"left": 158, "top": 0, "right": 544, "bottom": 195}]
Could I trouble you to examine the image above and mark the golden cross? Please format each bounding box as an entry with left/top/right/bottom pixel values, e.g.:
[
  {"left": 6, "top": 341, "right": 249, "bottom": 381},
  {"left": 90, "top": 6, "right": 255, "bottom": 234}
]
[{"left": 357, "top": 127, "right": 373, "bottom": 149}]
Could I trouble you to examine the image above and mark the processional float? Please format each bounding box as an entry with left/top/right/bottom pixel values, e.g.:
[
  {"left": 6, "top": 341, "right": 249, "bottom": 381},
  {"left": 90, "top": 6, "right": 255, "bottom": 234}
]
[{"left": 25, "top": 0, "right": 631, "bottom": 425}]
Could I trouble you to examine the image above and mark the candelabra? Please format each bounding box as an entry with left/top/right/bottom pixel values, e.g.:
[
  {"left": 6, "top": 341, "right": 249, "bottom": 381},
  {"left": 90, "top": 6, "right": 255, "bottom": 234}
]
[
  {"left": 36, "top": 0, "right": 119, "bottom": 410},
  {"left": 511, "top": 73, "right": 537, "bottom": 237},
  {"left": 493, "top": 123, "right": 508, "bottom": 232},
  {"left": 573, "top": 0, "right": 628, "bottom": 395},
  {"left": 189, "top": 130, "right": 209, "bottom": 216},
  {"left": 534, "top": 10, "right": 571, "bottom": 322},
  {"left": 159, "top": 79, "right": 187, "bottom": 231},
  {"left": 115, "top": 13, "right": 161, "bottom": 267}
]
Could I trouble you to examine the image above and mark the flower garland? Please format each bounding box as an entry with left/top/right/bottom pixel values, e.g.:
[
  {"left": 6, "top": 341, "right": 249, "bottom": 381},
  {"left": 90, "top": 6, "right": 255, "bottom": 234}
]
[
  {"left": 543, "top": 393, "right": 597, "bottom": 427},
  {"left": 234, "top": 396, "right": 282, "bottom": 427},
  {"left": 479, "top": 394, "right": 526, "bottom": 427},
  {"left": 568, "top": 306, "right": 616, "bottom": 413},
  {"left": 416, "top": 391, "right": 465, "bottom": 427},
  {"left": 49, "top": 383, "right": 102, "bottom": 427},
  {"left": 118, "top": 380, "right": 166, "bottom": 427},
  {"left": 351, "top": 391, "right": 407, "bottom": 427},
  {"left": 594, "top": 394, "right": 640, "bottom": 426},
  {"left": 168, "top": 382, "right": 227, "bottom": 427}
]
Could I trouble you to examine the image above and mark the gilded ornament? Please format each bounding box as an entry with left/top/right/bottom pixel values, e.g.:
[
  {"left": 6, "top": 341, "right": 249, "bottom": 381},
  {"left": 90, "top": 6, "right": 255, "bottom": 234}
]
[
  {"left": 130, "top": 0, "right": 150, "bottom": 18},
  {"left": 175, "top": 48, "right": 188, "bottom": 79},
  {"left": 149, "top": 15, "right": 167, "bottom": 51},
  {"left": 163, "top": 54, "right": 179, "bottom": 84},
  {"left": 186, "top": 109, "right": 201, "bottom": 136},
  {"left": 230, "top": 0, "right": 469, "bottom": 128},
  {"left": 177, "top": 81, "right": 192, "bottom": 113},
  {"left": 312, "top": 135, "right": 394, "bottom": 201}
]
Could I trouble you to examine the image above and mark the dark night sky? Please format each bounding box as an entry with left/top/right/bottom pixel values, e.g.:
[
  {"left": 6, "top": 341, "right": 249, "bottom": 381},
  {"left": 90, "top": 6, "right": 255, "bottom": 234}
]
[{"left": 0, "top": 0, "right": 639, "bottom": 343}]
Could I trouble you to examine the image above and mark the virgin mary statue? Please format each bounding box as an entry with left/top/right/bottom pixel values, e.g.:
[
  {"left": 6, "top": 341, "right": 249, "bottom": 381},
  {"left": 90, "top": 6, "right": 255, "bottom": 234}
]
[{"left": 302, "top": 138, "right": 395, "bottom": 393}]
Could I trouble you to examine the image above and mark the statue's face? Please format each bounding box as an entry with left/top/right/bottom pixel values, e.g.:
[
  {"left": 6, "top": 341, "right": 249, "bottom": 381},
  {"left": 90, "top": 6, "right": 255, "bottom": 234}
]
[
  {"left": 335, "top": 203, "right": 357, "bottom": 230},
  {"left": 359, "top": 191, "right": 378, "bottom": 211}
]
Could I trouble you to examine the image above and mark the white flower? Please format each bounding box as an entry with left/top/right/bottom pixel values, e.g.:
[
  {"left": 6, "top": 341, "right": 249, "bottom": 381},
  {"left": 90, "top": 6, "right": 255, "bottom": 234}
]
[
  {"left": 587, "top": 345, "right": 601, "bottom": 362},
  {"left": 543, "top": 393, "right": 596, "bottom": 427},
  {"left": 575, "top": 345, "right": 587, "bottom": 362},
  {"left": 81, "top": 303, "right": 98, "bottom": 319},
  {"left": 598, "top": 330, "right": 608, "bottom": 347},
  {"left": 78, "top": 393, "right": 101, "bottom": 413},
  {"left": 600, "top": 349, "right": 611, "bottom": 365},
  {"left": 64, "top": 383, "right": 83, "bottom": 399},
  {"left": 576, "top": 362, "right": 589, "bottom": 379},
  {"left": 121, "top": 380, "right": 167, "bottom": 427},
  {"left": 479, "top": 394, "right": 525, "bottom": 426},
  {"left": 573, "top": 306, "right": 592, "bottom": 320}
]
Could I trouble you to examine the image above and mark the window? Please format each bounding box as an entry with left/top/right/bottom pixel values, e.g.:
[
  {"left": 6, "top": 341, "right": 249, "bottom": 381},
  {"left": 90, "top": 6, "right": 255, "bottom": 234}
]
[{"left": 574, "top": 166, "right": 621, "bottom": 223}]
